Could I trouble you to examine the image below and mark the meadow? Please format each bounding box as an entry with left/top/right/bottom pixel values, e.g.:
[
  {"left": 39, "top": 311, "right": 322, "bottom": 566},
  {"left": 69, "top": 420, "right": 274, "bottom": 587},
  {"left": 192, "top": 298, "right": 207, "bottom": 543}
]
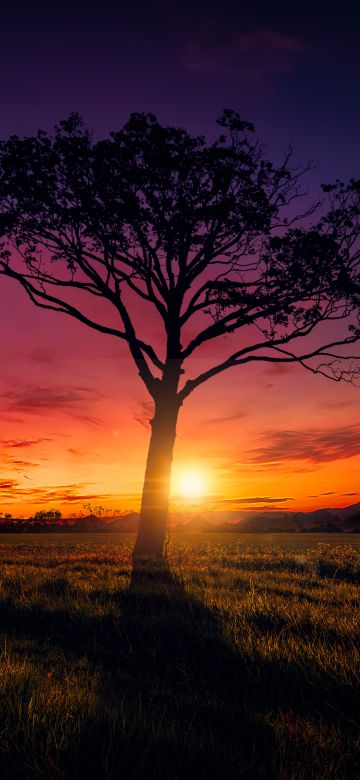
[{"left": 0, "top": 534, "right": 358, "bottom": 779}]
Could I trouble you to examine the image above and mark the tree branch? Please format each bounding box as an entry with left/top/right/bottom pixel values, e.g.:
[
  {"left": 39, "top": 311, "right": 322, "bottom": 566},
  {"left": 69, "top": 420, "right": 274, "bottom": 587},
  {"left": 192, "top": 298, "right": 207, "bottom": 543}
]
[{"left": 0, "top": 260, "right": 164, "bottom": 374}]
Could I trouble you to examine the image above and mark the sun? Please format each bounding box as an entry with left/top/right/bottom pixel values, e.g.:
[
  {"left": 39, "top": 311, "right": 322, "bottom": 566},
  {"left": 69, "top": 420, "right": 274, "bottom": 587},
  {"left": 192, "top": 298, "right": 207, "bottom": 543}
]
[{"left": 174, "top": 469, "right": 207, "bottom": 499}]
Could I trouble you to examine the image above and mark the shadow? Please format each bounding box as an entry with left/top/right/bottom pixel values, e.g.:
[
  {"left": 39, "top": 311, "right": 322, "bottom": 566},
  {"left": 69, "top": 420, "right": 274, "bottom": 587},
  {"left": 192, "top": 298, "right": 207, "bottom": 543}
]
[
  {"left": 0, "top": 558, "right": 358, "bottom": 779},
  {"left": 102, "top": 557, "right": 277, "bottom": 778}
]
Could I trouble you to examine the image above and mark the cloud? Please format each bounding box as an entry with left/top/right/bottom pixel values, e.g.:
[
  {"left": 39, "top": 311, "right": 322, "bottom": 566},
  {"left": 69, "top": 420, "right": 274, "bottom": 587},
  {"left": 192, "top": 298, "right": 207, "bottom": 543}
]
[
  {"left": 2, "top": 438, "right": 50, "bottom": 448},
  {"left": 202, "top": 411, "right": 248, "bottom": 425},
  {"left": 0, "top": 480, "right": 114, "bottom": 506},
  {"left": 309, "top": 491, "right": 357, "bottom": 499},
  {"left": 7, "top": 460, "right": 39, "bottom": 468},
  {"left": 34, "top": 483, "right": 95, "bottom": 502},
  {"left": 182, "top": 28, "right": 305, "bottom": 81},
  {"left": 132, "top": 401, "right": 154, "bottom": 430},
  {"left": 51, "top": 493, "right": 110, "bottom": 503},
  {"left": 1, "top": 386, "right": 104, "bottom": 428},
  {"left": 218, "top": 496, "right": 294, "bottom": 504},
  {"left": 0, "top": 479, "right": 18, "bottom": 490},
  {"left": 2, "top": 385, "right": 100, "bottom": 414},
  {"left": 247, "top": 425, "right": 360, "bottom": 466},
  {"left": 245, "top": 505, "right": 291, "bottom": 512},
  {"left": 317, "top": 400, "right": 358, "bottom": 410},
  {"left": 263, "top": 362, "right": 296, "bottom": 377},
  {"left": 73, "top": 414, "right": 103, "bottom": 427}
]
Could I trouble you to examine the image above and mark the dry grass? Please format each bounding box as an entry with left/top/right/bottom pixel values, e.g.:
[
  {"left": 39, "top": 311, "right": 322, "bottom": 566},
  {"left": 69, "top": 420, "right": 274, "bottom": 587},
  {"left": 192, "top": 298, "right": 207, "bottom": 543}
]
[{"left": 0, "top": 537, "right": 358, "bottom": 778}]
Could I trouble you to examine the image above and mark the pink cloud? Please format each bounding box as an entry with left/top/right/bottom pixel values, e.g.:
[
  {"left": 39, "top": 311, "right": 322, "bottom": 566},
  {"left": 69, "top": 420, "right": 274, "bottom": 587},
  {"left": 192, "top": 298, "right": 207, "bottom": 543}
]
[{"left": 247, "top": 425, "right": 360, "bottom": 465}]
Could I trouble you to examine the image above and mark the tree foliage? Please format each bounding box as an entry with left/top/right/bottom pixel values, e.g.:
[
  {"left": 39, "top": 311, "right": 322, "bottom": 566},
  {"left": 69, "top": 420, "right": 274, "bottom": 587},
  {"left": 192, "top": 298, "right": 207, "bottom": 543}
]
[
  {"left": 33, "top": 510, "right": 62, "bottom": 524},
  {"left": 1, "top": 110, "right": 360, "bottom": 401}
]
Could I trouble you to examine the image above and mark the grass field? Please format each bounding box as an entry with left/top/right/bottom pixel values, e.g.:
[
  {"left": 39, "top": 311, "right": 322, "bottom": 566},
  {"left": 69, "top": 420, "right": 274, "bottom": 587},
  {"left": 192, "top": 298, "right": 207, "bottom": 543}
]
[
  {"left": 0, "top": 534, "right": 358, "bottom": 778},
  {"left": 0, "top": 531, "right": 359, "bottom": 547}
]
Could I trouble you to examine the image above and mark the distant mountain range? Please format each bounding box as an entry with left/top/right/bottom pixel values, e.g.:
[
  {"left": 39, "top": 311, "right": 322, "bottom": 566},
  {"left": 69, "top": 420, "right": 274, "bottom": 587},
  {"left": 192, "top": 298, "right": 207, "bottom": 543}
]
[
  {"left": 72, "top": 513, "right": 140, "bottom": 532},
  {"left": 0, "top": 512, "right": 140, "bottom": 533},
  {"left": 1, "top": 503, "right": 359, "bottom": 533},
  {"left": 47, "top": 502, "right": 360, "bottom": 534},
  {"left": 176, "top": 502, "right": 360, "bottom": 533}
]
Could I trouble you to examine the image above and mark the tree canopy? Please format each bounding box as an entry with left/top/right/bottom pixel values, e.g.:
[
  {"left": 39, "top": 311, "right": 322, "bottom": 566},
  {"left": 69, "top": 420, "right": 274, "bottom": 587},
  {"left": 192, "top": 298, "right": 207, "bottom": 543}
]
[{"left": 1, "top": 110, "right": 359, "bottom": 402}]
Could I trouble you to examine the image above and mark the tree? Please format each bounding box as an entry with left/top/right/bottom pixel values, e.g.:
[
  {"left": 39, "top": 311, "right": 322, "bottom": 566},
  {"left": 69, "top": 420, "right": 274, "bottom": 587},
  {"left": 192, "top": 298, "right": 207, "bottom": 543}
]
[
  {"left": 33, "top": 509, "right": 62, "bottom": 524},
  {"left": 1, "top": 111, "right": 360, "bottom": 558},
  {"left": 82, "top": 503, "right": 106, "bottom": 517}
]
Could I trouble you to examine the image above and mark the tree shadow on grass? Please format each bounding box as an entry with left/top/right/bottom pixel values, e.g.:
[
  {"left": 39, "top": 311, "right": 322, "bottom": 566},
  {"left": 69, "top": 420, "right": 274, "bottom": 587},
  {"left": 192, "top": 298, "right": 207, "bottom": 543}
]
[
  {"left": 0, "top": 558, "right": 358, "bottom": 778},
  {"left": 95, "top": 557, "right": 277, "bottom": 779}
]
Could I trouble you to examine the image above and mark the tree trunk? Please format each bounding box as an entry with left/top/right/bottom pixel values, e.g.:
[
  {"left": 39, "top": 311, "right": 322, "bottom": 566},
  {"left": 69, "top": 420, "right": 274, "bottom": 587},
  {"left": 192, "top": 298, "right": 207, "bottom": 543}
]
[{"left": 133, "top": 390, "right": 180, "bottom": 560}]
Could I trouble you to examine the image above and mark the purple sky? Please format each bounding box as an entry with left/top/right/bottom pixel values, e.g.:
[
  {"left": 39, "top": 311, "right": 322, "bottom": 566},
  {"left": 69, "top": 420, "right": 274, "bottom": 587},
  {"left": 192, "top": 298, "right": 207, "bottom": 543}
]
[
  {"left": 1, "top": 0, "right": 359, "bottom": 182},
  {"left": 1, "top": 0, "right": 360, "bottom": 516}
]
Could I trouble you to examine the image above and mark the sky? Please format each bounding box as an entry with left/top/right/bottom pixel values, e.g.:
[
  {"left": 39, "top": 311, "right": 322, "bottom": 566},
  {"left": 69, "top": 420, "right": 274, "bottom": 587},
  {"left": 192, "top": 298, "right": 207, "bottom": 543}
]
[{"left": 1, "top": 0, "right": 360, "bottom": 518}]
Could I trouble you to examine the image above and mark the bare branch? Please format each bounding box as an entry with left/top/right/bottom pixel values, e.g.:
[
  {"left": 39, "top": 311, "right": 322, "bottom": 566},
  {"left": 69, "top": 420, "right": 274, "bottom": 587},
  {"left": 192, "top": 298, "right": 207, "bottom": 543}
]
[{"left": 0, "top": 260, "right": 164, "bottom": 375}]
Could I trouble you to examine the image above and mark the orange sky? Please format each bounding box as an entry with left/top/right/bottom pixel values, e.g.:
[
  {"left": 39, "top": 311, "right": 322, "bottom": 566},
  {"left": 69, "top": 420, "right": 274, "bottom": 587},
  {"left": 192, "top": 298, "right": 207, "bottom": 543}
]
[{"left": 1, "top": 274, "right": 359, "bottom": 519}]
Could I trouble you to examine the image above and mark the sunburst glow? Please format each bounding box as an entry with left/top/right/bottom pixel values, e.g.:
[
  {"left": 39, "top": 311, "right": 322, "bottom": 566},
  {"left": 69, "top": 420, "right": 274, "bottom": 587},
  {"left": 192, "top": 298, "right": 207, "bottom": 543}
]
[{"left": 174, "top": 469, "right": 207, "bottom": 499}]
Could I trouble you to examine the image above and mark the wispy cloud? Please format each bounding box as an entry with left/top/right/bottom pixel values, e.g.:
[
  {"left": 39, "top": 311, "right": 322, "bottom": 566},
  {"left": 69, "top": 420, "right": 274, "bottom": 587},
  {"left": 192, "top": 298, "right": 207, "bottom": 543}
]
[
  {"left": 6, "top": 460, "right": 39, "bottom": 468},
  {"left": 202, "top": 411, "right": 248, "bottom": 425},
  {"left": 317, "top": 400, "right": 358, "bottom": 410},
  {"left": 0, "top": 480, "right": 114, "bottom": 506},
  {"left": 0, "top": 479, "right": 18, "bottom": 490},
  {"left": 2, "top": 438, "right": 50, "bottom": 448},
  {"left": 247, "top": 425, "right": 360, "bottom": 466},
  {"left": 182, "top": 29, "right": 305, "bottom": 82},
  {"left": 1, "top": 385, "right": 100, "bottom": 414},
  {"left": 263, "top": 362, "right": 296, "bottom": 377},
  {"left": 218, "top": 496, "right": 294, "bottom": 504},
  {"left": 1, "top": 386, "right": 104, "bottom": 428},
  {"left": 132, "top": 401, "right": 154, "bottom": 430}
]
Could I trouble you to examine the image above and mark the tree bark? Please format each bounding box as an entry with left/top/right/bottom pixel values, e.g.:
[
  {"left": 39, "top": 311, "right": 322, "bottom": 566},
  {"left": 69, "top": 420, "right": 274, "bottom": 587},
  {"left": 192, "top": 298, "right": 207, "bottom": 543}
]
[{"left": 133, "top": 389, "right": 181, "bottom": 560}]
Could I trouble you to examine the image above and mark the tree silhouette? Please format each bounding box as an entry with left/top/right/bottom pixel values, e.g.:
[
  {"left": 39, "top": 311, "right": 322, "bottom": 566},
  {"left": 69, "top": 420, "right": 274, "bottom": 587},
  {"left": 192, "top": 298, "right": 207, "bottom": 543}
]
[
  {"left": 1, "top": 111, "right": 360, "bottom": 558},
  {"left": 33, "top": 509, "right": 62, "bottom": 525}
]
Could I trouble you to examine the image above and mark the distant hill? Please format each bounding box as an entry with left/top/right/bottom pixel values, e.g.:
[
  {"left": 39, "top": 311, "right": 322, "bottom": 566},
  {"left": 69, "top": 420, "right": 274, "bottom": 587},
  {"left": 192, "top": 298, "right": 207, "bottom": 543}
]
[
  {"left": 239, "top": 512, "right": 301, "bottom": 533},
  {"left": 1, "top": 502, "right": 359, "bottom": 533},
  {"left": 175, "top": 516, "right": 215, "bottom": 532},
  {"left": 174, "top": 502, "right": 360, "bottom": 533},
  {"left": 0, "top": 512, "right": 140, "bottom": 533},
  {"left": 106, "top": 513, "right": 140, "bottom": 531},
  {"left": 334, "top": 502, "right": 360, "bottom": 520},
  {"left": 71, "top": 514, "right": 108, "bottom": 530},
  {"left": 337, "top": 511, "right": 360, "bottom": 532},
  {"left": 71, "top": 513, "right": 140, "bottom": 531}
]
